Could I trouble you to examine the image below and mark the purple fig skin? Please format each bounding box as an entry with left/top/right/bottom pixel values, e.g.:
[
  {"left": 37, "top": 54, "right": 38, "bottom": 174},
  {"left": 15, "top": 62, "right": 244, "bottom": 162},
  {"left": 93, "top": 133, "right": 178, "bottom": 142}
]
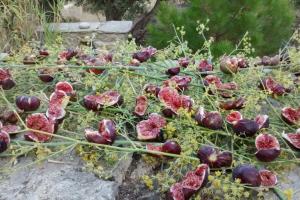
[
  {"left": 0, "top": 110, "right": 18, "bottom": 124},
  {"left": 255, "top": 115, "right": 269, "bottom": 129},
  {"left": 83, "top": 95, "right": 101, "bottom": 111},
  {"left": 162, "top": 108, "right": 176, "bottom": 118},
  {"left": 233, "top": 119, "right": 259, "bottom": 137},
  {"left": 197, "top": 146, "right": 232, "bottom": 168},
  {"left": 1, "top": 78, "right": 15, "bottom": 90},
  {"left": 162, "top": 140, "right": 181, "bottom": 155},
  {"left": 85, "top": 129, "right": 112, "bottom": 145},
  {"left": 201, "top": 112, "right": 223, "bottom": 130},
  {"left": 166, "top": 67, "right": 181, "bottom": 76},
  {"left": 144, "top": 84, "right": 160, "bottom": 97},
  {"left": 0, "top": 130, "right": 10, "bottom": 153},
  {"left": 98, "top": 119, "right": 117, "bottom": 142},
  {"left": 232, "top": 164, "right": 261, "bottom": 187},
  {"left": 255, "top": 149, "right": 280, "bottom": 162},
  {"left": 16, "top": 96, "right": 40, "bottom": 111}
]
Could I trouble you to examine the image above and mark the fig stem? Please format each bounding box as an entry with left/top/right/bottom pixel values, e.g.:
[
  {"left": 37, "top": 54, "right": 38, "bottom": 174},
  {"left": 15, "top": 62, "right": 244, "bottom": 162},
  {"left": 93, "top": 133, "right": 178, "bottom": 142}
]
[{"left": 272, "top": 187, "right": 287, "bottom": 200}]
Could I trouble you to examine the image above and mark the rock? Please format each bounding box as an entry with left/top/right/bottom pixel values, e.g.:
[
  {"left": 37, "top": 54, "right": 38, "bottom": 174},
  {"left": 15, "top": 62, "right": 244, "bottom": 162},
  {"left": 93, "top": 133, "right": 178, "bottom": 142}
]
[
  {"left": 79, "top": 22, "right": 90, "bottom": 29},
  {"left": 0, "top": 156, "right": 119, "bottom": 200},
  {"left": 112, "top": 153, "right": 133, "bottom": 184}
]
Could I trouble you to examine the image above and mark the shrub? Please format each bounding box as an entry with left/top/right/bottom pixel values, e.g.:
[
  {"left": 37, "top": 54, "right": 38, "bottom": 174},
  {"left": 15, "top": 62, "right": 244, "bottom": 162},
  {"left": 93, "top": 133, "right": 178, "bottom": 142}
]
[{"left": 147, "top": 0, "right": 295, "bottom": 56}]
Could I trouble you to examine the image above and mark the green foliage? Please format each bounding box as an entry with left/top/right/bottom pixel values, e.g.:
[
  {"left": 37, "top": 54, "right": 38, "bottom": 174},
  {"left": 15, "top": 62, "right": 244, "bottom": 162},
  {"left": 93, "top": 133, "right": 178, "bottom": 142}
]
[
  {"left": 72, "top": 0, "right": 150, "bottom": 20},
  {"left": 147, "top": 0, "right": 295, "bottom": 56}
]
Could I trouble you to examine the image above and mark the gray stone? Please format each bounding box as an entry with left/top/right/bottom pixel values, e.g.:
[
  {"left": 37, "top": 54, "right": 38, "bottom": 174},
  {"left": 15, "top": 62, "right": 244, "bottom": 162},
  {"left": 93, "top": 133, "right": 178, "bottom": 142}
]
[
  {"left": 0, "top": 156, "right": 119, "bottom": 200},
  {"left": 111, "top": 153, "right": 133, "bottom": 184},
  {"left": 79, "top": 22, "right": 91, "bottom": 29},
  {"left": 98, "top": 21, "right": 133, "bottom": 33}
]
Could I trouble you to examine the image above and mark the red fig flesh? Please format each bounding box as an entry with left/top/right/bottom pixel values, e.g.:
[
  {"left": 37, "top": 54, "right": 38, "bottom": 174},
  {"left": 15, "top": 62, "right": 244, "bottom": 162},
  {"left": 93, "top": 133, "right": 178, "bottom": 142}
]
[
  {"left": 282, "top": 129, "right": 300, "bottom": 150},
  {"left": 136, "top": 113, "right": 166, "bottom": 140},
  {"left": 163, "top": 76, "right": 192, "bottom": 91},
  {"left": 255, "top": 133, "right": 280, "bottom": 162},
  {"left": 134, "top": 95, "right": 148, "bottom": 117},
  {"left": 281, "top": 107, "right": 300, "bottom": 125},
  {"left": 259, "top": 169, "right": 278, "bottom": 187},
  {"left": 198, "top": 60, "right": 213, "bottom": 72},
  {"left": 226, "top": 111, "right": 243, "bottom": 125}
]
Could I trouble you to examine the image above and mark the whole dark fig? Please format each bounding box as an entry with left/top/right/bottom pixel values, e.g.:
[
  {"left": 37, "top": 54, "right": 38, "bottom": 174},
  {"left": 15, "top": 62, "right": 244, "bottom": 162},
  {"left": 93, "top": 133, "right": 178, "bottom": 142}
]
[
  {"left": 0, "top": 130, "right": 10, "bottom": 153},
  {"left": 16, "top": 96, "right": 40, "bottom": 111},
  {"left": 201, "top": 112, "right": 223, "bottom": 130},
  {"left": 162, "top": 140, "right": 181, "bottom": 155},
  {"left": 233, "top": 119, "right": 259, "bottom": 137},
  {"left": 197, "top": 145, "right": 232, "bottom": 168},
  {"left": 166, "top": 67, "right": 180, "bottom": 76},
  {"left": 232, "top": 164, "right": 261, "bottom": 187}
]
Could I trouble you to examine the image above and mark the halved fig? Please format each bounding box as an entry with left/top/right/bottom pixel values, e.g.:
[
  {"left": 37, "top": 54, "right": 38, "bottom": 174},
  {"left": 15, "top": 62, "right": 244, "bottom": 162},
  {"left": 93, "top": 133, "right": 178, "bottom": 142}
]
[
  {"left": 97, "top": 90, "right": 123, "bottom": 107},
  {"left": 46, "top": 105, "right": 66, "bottom": 122},
  {"left": 0, "top": 110, "right": 18, "bottom": 124},
  {"left": 198, "top": 59, "right": 213, "bottom": 72},
  {"left": 85, "top": 128, "right": 113, "bottom": 145},
  {"left": 39, "top": 49, "right": 50, "bottom": 57},
  {"left": 0, "top": 68, "right": 15, "bottom": 90},
  {"left": 166, "top": 67, "right": 181, "bottom": 76},
  {"left": 58, "top": 49, "right": 78, "bottom": 62},
  {"left": 98, "top": 119, "right": 117, "bottom": 142},
  {"left": 83, "top": 94, "right": 101, "bottom": 111},
  {"left": 23, "top": 55, "right": 37, "bottom": 65},
  {"left": 226, "top": 111, "right": 243, "bottom": 125},
  {"left": 49, "top": 90, "right": 70, "bottom": 108},
  {"left": 219, "top": 97, "right": 245, "bottom": 110},
  {"left": 1, "top": 124, "right": 21, "bottom": 134},
  {"left": 203, "top": 75, "right": 222, "bottom": 87},
  {"left": 233, "top": 119, "right": 259, "bottom": 137},
  {"left": 134, "top": 95, "right": 148, "bottom": 117},
  {"left": 158, "top": 87, "right": 193, "bottom": 115},
  {"left": 220, "top": 56, "right": 239, "bottom": 74},
  {"left": 16, "top": 96, "right": 40, "bottom": 111},
  {"left": 255, "top": 133, "right": 280, "bottom": 162},
  {"left": 163, "top": 76, "right": 192, "bottom": 91},
  {"left": 195, "top": 108, "right": 223, "bottom": 130},
  {"left": 255, "top": 115, "right": 269, "bottom": 129},
  {"left": 162, "top": 140, "right": 181, "bottom": 155},
  {"left": 197, "top": 146, "right": 232, "bottom": 168},
  {"left": 132, "top": 46, "right": 157, "bottom": 62},
  {"left": 260, "top": 55, "right": 280, "bottom": 66},
  {"left": 259, "top": 169, "right": 278, "bottom": 187},
  {"left": 178, "top": 57, "right": 191, "bottom": 68},
  {"left": 232, "top": 164, "right": 261, "bottom": 187},
  {"left": 0, "top": 130, "right": 10, "bottom": 153},
  {"left": 55, "top": 81, "right": 74, "bottom": 94},
  {"left": 136, "top": 113, "right": 166, "bottom": 140},
  {"left": 237, "top": 57, "right": 248, "bottom": 68},
  {"left": 260, "top": 77, "right": 289, "bottom": 96},
  {"left": 104, "top": 53, "right": 113, "bottom": 62},
  {"left": 168, "top": 164, "right": 209, "bottom": 200},
  {"left": 24, "top": 113, "right": 55, "bottom": 142},
  {"left": 146, "top": 143, "right": 163, "bottom": 152},
  {"left": 282, "top": 129, "right": 300, "bottom": 150},
  {"left": 143, "top": 84, "right": 160, "bottom": 97},
  {"left": 38, "top": 68, "right": 55, "bottom": 83},
  {"left": 281, "top": 107, "right": 300, "bottom": 125}
]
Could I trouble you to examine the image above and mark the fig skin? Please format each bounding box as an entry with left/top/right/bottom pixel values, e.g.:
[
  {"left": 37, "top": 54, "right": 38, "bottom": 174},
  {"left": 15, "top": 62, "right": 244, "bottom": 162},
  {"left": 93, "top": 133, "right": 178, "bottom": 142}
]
[
  {"left": 166, "top": 67, "right": 181, "bottom": 76},
  {"left": 83, "top": 95, "right": 101, "bottom": 111},
  {"left": 233, "top": 119, "right": 259, "bottom": 137},
  {"left": 259, "top": 169, "right": 278, "bottom": 187},
  {"left": 232, "top": 164, "right": 261, "bottom": 187},
  {"left": 0, "top": 130, "right": 10, "bottom": 153},
  {"left": 197, "top": 146, "right": 232, "bottom": 168},
  {"left": 178, "top": 57, "right": 191, "bottom": 68},
  {"left": 16, "top": 96, "right": 41, "bottom": 111},
  {"left": 255, "top": 114, "right": 270, "bottom": 129},
  {"left": 220, "top": 56, "right": 239, "bottom": 74},
  {"left": 255, "top": 149, "right": 280, "bottom": 162},
  {"left": 201, "top": 112, "right": 223, "bottom": 130},
  {"left": 1, "top": 78, "right": 16, "bottom": 90},
  {"left": 143, "top": 84, "right": 160, "bottom": 97},
  {"left": 162, "top": 108, "right": 176, "bottom": 118},
  {"left": 162, "top": 140, "right": 181, "bottom": 155}
]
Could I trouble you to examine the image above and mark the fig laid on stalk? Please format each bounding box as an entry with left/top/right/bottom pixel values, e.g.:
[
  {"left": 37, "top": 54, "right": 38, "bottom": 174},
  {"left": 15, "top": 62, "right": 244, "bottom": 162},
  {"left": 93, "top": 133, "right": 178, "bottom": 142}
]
[
  {"left": 259, "top": 169, "right": 278, "bottom": 187},
  {"left": 1, "top": 124, "right": 21, "bottom": 135},
  {"left": 203, "top": 75, "right": 222, "bottom": 87},
  {"left": 83, "top": 94, "right": 102, "bottom": 111},
  {"left": 198, "top": 59, "right": 213, "bottom": 72},
  {"left": 255, "top": 133, "right": 280, "bottom": 162},
  {"left": 282, "top": 129, "right": 300, "bottom": 150},
  {"left": 178, "top": 57, "right": 191, "bottom": 68},
  {"left": 226, "top": 111, "right": 243, "bottom": 125},
  {"left": 132, "top": 46, "right": 157, "bottom": 62},
  {"left": 281, "top": 107, "right": 300, "bottom": 125},
  {"left": 163, "top": 75, "right": 192, "bottom": 91},
  {"left": 219, "top": 97, "right": 245, "bottom": 110},
  {"left": 162, "top": 140, "right": 181, "bottom": 155},
  {"left": 197, "top": 145, "right": 232, "bottom": 168},
  {"left": 260, "top": 77, "right": 290, "bottom": 96},
  {"left": 220, "top": 56, "right": 239, "bottom": 74},
  {"left": 16, "top": 96, "right": 40, "bottom": 111},
  {"left": 0, "top": 130, "right": 10, "bottom": 153},
  {"left": 97, "top": 90, "right": 123, "bottom": 107},
  {"left": 0, "top": 68, "right": 15, "bottom": 90},
  {"left": 144, "top": 84, "right": 160, "bottom": 97},
  {"left": 232, "top": 164, "right": 261, "bottom": 187},
  {"left": 49, "top": 90, "right": 70, "bottom": 108},
  {"left": 46, "top": 106, "right": 66, "bottom": 123},
  {"left": 24, "top": 113, "right": 55, "bottom": 142},
  {"left": 168, "top": 164, "right": 210, "bottom": 200},
  {"left": 166, "top": 67, "right": 181, "bottom": 76},
  {"left": 134, "top": 95, "right": 148, "bottom": 117},
  {"left": 38, "top": 68, "right": 55, "bottom": 83},
  {"left": 195, "top": 108, "right": 223, "bottom": 130},
  {"left": 55, "top": 81, "right": 76, "bottom": 100},
  {"left": 136, "top": 113, "right": 166, "bottom": 141},
  {"left": 255, "top": 114, "right": 270, "bottom": 129},
  {"left": 233, "top": 119, "right": 259, "bottom": 137},
  {"left": 0, "top": 110, "right": 18, "bottom": 124}
]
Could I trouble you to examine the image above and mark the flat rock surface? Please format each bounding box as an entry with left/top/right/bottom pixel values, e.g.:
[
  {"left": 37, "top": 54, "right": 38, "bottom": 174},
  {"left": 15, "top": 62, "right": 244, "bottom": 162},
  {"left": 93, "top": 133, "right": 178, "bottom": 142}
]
[{"left": 0, "top": 156, "right": 119, "bottom": 200}]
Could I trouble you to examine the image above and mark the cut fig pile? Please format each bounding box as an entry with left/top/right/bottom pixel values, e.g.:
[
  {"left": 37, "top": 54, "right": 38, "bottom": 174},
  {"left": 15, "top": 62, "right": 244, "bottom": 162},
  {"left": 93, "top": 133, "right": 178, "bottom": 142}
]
[{"left": 0, "top": 43, "right": 299, "bottom": 200}]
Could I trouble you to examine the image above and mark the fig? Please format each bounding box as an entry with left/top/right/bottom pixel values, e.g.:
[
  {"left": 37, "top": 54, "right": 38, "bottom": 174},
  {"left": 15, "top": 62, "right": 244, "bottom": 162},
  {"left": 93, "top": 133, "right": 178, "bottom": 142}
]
[
  {"left": 16, "top": 96, "right": 40, "bottom": 111},
  {"left": 198, "top": 60, "right": 213, "bottom": 72},
  {"left": 260, "top": 77, "right": 289, "bottom": 96},
  {"left": 85, "top": 128, "right": 112, "bottom": 145},
  {"left": 39, "top": 49, "right": 49, "bottom": 57},
  {"left": 49, "top": 90, "right": 70, "bottom": 108},
  {"left": 143, "top": 84, "right": 160, "bottom": 97},
  {"left": 282, "top": 129, "right": 300, "bottom": 150},
  {"left": 220, "top": 56, "right": 239, "bottom": 74},
  {"left": 1, "top": 124, "right": 21, "bottom": 134},
  {"left": 261, "top": 55, "right": 280, "bottom": 66},
  {"left": 46, "top": 105, "right": 66, "bottom": 122},
  {"left": 259, "top": 169, "right": 278, "bottom": 187},
  {"left": 58, "top": 49, "right": 78, "bottom": 61},
  {"left": 55, "top": 81, "right": 74, "bottom": 94},
  {"left": 163, "top": 76, "right": 192, "bottom": 91},
  {"left": 158, "top": 87, "right": 193, "bottom": 115},
  {"left": 97, "top": 90, "right": 123, "bottom": 107},
  {"left": 255, "top": 114, "right": 269, "bottom": 129},
  {"left": 0, "top": 110, "right": 18, "bottom": 124},
  {"left": 226, "top": 111, "right": 243, "bottom": 125},
  {"left": 281, "top": 107, "right": 300, "bottom": 125},
  {"left": 203, "top": 75, "right": 222, "bottom": 87},
  {"left": 0, "top": 68, "right": 15, "bottom": 90},
  {"left": 83, "top": 94, "right": 101, "bottom": 111},
  {"left": 38, "top": 68, "right": 55, "bottom": 82},
  {"left": 0, "top": 130, "right": 10, "bottom": 153},
  {"left": 197, "top": 146, "right": 232, "bottom": 168},
  {"left": 129, "top": 58, "right": 140, "bottom": 66},
  {"left": 162, "top": 108, "right": 176, "bottom": 118},
  {"left": 168, "top": 164, "right": 209, "bottom": 200},
  {"left": 237, "top": 57, "right": 248, "bottom": 68},
  {"left": 132, "top": 46, "right": 157, "bottom": 62},
  {"left": 166, "top": 67, "right": 181, "bottom": 76},
  {"left": 134, "top": 95, "right": 148, "bottom": 117},
  {"left": 233, "top": 119, "right": 259, "bottom": 137},
  {"left": 195, "top": 108, "right": 223, "bottom": 130},
  {"left": 255, "top": 133, "right": 280, "bottom": 162},
  {"left": 219, "top": 97, "right": 245, "bottom": 110},
  {"left": 162, "top": 140, "right": 181, "bottom": 155},
  {"left": 24, "top": 113, "right": 55, "bottom": 142},
  {"left": 98, "top": 119, "right": 117, "bottom": 142},
  {"left": 232, "top": 164, "right": 261, "bottom": 187},
  {"left": 178, "top": 57, "right": 191, "bottom": 68},
  {"left": 136, "top": 113, "right": 166, "bottom": 140},
  {"left": 23, "top": 55, "right": 37, "bottom": 65},
  {"left": 104, "top": 53, "right": 113, "bottom": 62}
]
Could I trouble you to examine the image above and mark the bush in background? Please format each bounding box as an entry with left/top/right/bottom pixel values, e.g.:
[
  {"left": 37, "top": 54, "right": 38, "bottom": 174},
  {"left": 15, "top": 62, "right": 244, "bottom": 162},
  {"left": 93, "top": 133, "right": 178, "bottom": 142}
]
[{"left": 147, "top": 0, "right": 296, "bottom": 56}]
